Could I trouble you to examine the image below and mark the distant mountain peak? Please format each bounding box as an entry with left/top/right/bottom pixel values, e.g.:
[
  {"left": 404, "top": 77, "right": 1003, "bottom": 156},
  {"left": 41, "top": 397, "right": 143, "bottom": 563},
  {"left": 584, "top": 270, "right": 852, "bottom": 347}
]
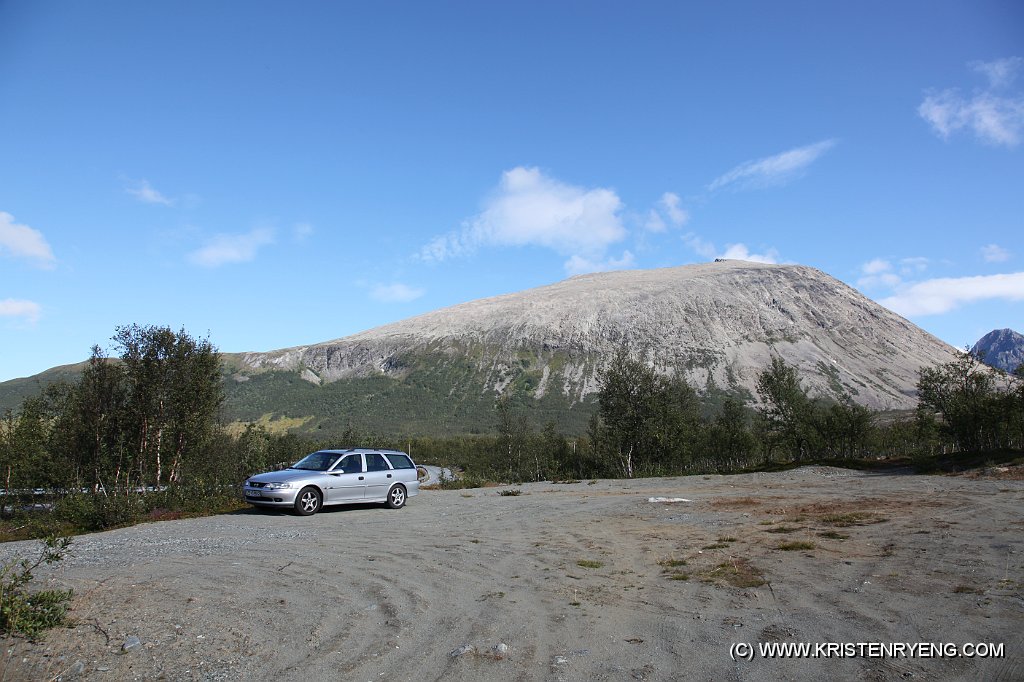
[{"left": 971, "top": 328, "right": 1024, "bottom": 373}]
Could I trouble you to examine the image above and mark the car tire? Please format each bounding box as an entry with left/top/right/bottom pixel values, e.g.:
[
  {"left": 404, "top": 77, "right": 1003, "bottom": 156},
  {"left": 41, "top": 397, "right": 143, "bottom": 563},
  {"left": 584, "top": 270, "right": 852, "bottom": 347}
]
[
  {"left": 386, "top": 484, "right": 407, "bottom": 509},
  {"left": 295, "top": 487, "right": 322, "bottom": 516}
]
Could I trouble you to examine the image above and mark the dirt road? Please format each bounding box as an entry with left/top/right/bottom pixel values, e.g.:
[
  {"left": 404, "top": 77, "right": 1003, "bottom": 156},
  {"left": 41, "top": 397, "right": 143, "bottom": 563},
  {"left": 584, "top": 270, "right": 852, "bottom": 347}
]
[{"left": 2, "top": 466, "right": 1021, "bottom": 681}]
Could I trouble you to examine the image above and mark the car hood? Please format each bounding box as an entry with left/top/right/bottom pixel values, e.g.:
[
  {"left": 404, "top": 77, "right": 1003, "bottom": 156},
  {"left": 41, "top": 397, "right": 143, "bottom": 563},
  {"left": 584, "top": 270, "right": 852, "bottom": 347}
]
[{"left": 247, "top": 469, "right": 327, "bottom": 484}]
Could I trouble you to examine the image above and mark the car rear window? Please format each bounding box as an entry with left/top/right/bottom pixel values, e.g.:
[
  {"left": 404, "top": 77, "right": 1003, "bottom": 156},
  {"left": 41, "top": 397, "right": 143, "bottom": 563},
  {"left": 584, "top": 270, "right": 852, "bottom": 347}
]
[{"left": 384, "top": 453, "right": 414, "bottom": 469}]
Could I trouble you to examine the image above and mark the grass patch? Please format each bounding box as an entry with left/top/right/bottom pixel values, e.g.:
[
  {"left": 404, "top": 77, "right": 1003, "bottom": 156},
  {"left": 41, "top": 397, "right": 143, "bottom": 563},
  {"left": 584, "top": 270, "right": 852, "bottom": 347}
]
[
  {"left": 667, "top": 572, "right": 690, "bottom": 581},
  {"left": 765, "top": 526, "right": 801, "bottom": 534},
  {"left": 657, "top": 558, "right": 688, "bottom": 568},
  {"left": 577, "top": 560, "right": 604, "bottom": 569},
  {"left": 702, "top": 543, "right": 730, "bottom": 550},
  {"left": 821, "top": 512, "right": 886, "bottom": 527},
  {"left": 498, "top": 489, "right": 522, "bottom": 496},
  {"left": 700, "top": 559, "right": 766, "bottom": 588},
  {"left": 776, "top": 541, "right": 816, "bottom": 551},
  {"left": 717, "top": 536, "right": 737, "bottom": 543},
  {"left": 818, "top": 531, "right": 849, "bottom": 540}
]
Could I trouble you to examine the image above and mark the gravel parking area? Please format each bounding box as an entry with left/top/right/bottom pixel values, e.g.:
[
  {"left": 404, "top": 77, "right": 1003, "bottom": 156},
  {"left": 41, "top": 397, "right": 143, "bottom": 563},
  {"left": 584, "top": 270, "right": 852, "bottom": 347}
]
[{"left": 1, "top": 466, "right": 1021, "bottom": 681}]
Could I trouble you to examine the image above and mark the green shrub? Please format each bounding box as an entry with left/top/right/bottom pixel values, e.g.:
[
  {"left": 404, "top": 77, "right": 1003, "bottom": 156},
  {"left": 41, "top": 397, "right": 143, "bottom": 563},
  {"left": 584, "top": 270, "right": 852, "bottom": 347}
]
[
  {"left": 53, "top": 494, "right": 142, "bottom": 531},
  {"left": 0, "top": 536, "right": 74, "bottom": 639}
]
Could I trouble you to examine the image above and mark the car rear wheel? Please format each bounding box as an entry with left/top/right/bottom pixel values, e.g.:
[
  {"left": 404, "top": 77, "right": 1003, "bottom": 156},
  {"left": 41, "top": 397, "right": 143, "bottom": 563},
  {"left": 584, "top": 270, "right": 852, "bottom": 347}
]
[
  {"left": 295, "top": 487, "right": 321, "bottom": 516},
  {"left": 387, "top": 484, "right": 406, "bottom": 509}
]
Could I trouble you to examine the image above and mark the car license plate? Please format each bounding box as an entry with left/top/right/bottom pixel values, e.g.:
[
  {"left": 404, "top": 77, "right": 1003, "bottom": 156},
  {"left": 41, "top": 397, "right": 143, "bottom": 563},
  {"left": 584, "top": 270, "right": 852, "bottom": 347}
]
[{"left": 247, "top": 490, "right": 261, "bottom": 498}]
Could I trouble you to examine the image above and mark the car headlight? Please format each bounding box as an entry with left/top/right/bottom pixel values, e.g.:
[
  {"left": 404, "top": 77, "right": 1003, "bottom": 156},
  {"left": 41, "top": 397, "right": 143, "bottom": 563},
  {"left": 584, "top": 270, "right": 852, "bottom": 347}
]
[{"left": 262, "top": 482, "right": 294, "bottom": 490}]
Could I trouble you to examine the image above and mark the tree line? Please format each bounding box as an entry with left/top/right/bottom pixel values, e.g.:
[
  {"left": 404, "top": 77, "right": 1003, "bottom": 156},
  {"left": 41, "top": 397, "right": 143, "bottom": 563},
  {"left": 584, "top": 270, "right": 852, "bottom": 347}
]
[{"left": 1, "top": 325, "right": 1021, "bottom": 536}]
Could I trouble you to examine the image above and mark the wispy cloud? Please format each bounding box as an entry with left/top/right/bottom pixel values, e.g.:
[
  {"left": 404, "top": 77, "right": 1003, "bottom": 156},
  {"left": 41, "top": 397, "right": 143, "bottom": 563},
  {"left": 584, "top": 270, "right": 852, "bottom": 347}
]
[
  {"left": 919, "top": 57, "right": 1024, "bottom": 147},
  {"left": 857, "top": 259, "right": 902, "bottom": 288},
  {"left": 419, "top": 166, "right": 627, "bottom": 274},
  {"left": 0, "top": 212, "right": 56, "bottom": 269},
  {"left": 981, "top": 243, "right": 1011, "bottom": 263},
  {"left": 188, "top": 228, "right": 274, "bottom": 267},
  {"left": 719, "top": 243, "right": 779, "bottom": 264},
  {"left": 707, "top": 140, "right": 836, "bottom": 192},
  {"left": 0, "top": 298, "right": 41, "bottom": 324},
  {"left": 881, "top": 272, "right": 1024, "bottom": 316},
  {"left": 292, "top": 223, "right": 314, "bottom": 242},
  {"left": 972, "top": 56, "right": 1023, "bottom": 89},
  {"left": 644, "top": 192, "right": 689, "bottom": 233},
  {"left": 370, "top": 282, "right": 425, "bottom": 303},
  {"left": 682, "top": 233, "right": 716, "bottom": 259},
  {"left": 126, "top": 178, "right": 174, "bottom": 206},
  {"left": 565, "top": 251, "right": 636, "bottom": 276},
  {"left": 681, "top": 232, "right": 780, "bottom": 264},
  {"left": 856, "top": 256, "right": 931, "bottom": 289}
]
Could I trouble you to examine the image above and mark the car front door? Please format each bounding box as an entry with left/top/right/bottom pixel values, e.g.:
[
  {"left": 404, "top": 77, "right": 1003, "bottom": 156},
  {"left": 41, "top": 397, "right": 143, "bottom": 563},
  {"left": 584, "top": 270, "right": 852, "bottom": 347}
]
[{"left": 325, "top": 454, "right": 365, "bottom": 503}]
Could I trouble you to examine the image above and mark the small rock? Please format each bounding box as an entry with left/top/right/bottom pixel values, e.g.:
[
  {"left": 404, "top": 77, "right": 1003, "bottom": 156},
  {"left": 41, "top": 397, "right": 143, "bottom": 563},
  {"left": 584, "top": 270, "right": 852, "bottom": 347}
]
[
  {"left": 492, "top": 642, "right": 509, "bottom": 654},
  {"left": 67, "top": 660, "right": 86, "bottom": 676},
  {"left": 121, "top": 636, "right": 142, "bottom": 653},
  {"left": 552, "top": 655, "right": 569, "bottom": 666},
  {"left": 449, "top": 644, "right": 476, "bottom": 658}
]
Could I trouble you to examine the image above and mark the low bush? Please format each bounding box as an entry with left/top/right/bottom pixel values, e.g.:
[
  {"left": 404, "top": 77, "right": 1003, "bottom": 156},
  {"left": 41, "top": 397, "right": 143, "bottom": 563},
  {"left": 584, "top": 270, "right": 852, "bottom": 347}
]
[{"left": 0, "top": 536, "right": 74, "bottom": 639}]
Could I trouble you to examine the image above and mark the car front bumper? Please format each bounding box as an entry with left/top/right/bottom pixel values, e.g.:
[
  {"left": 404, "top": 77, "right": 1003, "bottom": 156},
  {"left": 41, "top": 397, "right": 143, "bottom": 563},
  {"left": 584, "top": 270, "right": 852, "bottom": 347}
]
[{"left": 244, "top": 487, "right": 299, "bottom": 507}]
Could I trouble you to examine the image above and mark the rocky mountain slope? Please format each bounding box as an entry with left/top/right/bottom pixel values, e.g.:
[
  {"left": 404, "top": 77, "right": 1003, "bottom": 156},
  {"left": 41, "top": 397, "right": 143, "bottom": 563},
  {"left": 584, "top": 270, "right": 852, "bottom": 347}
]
[
  {"left": 234, "top": 260, "right": 957, "bottom": 414},
  {"left": 972, "top": 328, "right": 1024, "bottom": 373}
]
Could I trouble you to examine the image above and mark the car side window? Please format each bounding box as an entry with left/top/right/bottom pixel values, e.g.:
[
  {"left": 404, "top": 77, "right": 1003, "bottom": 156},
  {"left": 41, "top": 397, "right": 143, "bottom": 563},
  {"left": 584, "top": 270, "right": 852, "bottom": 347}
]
[
  {"left": 383, "top": 453, "right": 414, "bottom": 469},
  {"left": 335, "top": 455, "right": 362, "bottom": 474},
  {"left": 365, "top": 453, "right": 389, "bottom": 472}
]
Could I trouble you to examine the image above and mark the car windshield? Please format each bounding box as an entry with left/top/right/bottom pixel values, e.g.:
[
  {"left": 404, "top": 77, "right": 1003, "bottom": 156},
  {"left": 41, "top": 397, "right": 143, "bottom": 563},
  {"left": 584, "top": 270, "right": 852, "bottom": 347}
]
[{"left": 289, "top": 451, "right": 342, "bottom": 471}]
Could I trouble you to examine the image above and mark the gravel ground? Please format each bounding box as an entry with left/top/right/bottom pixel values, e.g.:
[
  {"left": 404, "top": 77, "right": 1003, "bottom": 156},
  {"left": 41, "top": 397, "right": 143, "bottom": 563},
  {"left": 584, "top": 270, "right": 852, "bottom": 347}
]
[{"left": 1, "top": 466, "right": 1021, "bottom": 681}]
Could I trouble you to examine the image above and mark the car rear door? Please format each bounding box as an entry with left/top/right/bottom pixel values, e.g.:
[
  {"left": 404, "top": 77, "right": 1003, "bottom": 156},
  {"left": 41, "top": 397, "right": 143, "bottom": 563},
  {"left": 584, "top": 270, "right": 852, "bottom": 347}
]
[{"left": 362, "top": 452, "right": 393, "bottom": 501}]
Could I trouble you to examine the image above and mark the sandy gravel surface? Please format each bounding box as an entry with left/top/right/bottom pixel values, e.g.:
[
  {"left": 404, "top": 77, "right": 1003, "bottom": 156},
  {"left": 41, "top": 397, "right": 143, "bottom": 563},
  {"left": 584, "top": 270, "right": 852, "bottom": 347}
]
[{"left": 1, "top": 466, "right": 1021, "bottom": 681}]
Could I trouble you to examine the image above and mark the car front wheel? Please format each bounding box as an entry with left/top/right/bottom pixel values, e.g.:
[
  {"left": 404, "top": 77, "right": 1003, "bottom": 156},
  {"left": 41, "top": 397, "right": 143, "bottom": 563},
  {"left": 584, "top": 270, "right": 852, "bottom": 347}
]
[
  {"left": 387, "top": 484, "right": 406, "bottom": 509},
  {"left": 295, "top": 487, "right": 322, "bottom": 516}
]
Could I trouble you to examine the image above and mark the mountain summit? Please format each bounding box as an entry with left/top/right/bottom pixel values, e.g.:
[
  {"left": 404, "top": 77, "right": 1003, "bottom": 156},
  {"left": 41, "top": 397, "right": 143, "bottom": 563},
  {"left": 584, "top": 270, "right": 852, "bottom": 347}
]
[
  {"left": 235, "top": 260, "right": 957, "bottom": 423},
  {"left": 971, "top": 328, "right": 1024, "bottom": 374}
]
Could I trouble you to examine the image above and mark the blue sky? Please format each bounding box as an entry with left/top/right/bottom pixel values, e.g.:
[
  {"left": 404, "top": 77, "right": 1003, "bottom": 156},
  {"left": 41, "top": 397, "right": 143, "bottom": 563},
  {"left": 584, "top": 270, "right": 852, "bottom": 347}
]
[{"left": 1, "top": 1, "right": 1022, "bottom": 382}]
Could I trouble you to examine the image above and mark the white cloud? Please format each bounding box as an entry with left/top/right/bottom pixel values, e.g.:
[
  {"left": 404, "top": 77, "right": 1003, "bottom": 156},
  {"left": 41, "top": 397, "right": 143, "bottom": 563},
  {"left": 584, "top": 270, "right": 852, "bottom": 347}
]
[
  {"left": 981, "top": 243, "right": 1011, "bottom": 263},
  {"left": 682, "top": 232, "right": 717, "bottom": 259},
  {"left": 643, "top": 210, "right": 666, "bottom": 233},
  {"left": 681, "top": 233, "right": 780, "bottom": 264},
  {"left": 899, "top": 256, "right": 930, "bottom": 274},
  {"left": 0, "top": 212, "right": 55, "bottom": 268},
  {"left": 972, "top": 57, "right": 1022, "bottom": 89},
  {"left": 188, "top": 228, "right": 274, "bottom": 267},
  {"left": 419, "top": 167, "right": 626, "bottom": 264},
  {"left": 659, "top": 192, "right": 688, "bottom": 226},
  {"left": 719, "top": 243, "right": 779, "bottom": 264},
  {"left": 862, "top": 258, "right": 892, "bottom": 275},
  {"left": 643, "top": 192, "right": 689, "bottom": 233},
  {"left": 293, "top": 223, "right": 314, "bottom": 241},
  {"left": 708, "top": 140, "right": 836, "bottom": 192},
  {"left": 857, "top": 259, "right": 902, "bottom": 288},
  {"left": 919, "top": 57, "right": 1024, "bottom": 147},
  {"left": 564, "top": 250, "right": 636, "bottom": 275},
  {"left": 370, "top": 282, "right": 425, "bottom": 303},
  {"left": 0, "top": 298, "right": 41, "bottom": 324},
  {"left": 126, "top": 179, "right": 173, "bottom": 206},
  {"left": 881, "top": 272, "right": 1024, "bottom": 316}
]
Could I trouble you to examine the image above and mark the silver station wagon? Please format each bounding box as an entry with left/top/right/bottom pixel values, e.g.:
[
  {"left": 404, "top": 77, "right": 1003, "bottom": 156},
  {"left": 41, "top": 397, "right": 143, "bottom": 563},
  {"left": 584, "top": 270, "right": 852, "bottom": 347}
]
[{"left": 244, "top": 448, "right": 420, "bottom": 515}]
